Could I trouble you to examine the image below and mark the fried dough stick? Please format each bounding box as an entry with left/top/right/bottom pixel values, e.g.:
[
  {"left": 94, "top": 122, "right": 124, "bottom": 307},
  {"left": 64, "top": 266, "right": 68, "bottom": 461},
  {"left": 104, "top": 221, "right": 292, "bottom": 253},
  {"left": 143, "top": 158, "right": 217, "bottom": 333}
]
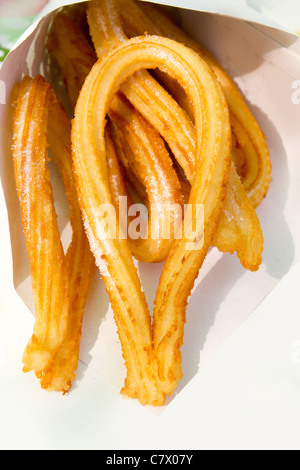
[
  {"left": 108, "top": 94, "right": 184, "bottom": 261},
  {"left": 72, "top": 35, "right": 231, "bottom": 403},
  {"left": 88, "top": 0, "right": 196, "bottom": 180},
  {"left": 47, "top": 9, "right": 183, "bottom": 263},
  {"left": 87, "top": 0, "right": 264, "bottom": 271},
  {"left": 12, "top": 76, "right": 95, "bottom": 393},
  {"left": 131, "top": 0, "right": 272, "bottom": 207},
  {"left": 45, "top": 93, "right": 96, "bottom": 392}
]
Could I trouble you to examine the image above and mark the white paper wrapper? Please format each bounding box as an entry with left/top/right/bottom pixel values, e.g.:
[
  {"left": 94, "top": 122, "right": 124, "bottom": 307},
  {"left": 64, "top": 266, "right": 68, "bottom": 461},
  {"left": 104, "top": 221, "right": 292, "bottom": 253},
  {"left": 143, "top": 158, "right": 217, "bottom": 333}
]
[
  {"left": 1, "top": 0, "right": 300, "bottom": 403},
  {"left": 33, "top": 0, "right": 300, "bottom": 32}
]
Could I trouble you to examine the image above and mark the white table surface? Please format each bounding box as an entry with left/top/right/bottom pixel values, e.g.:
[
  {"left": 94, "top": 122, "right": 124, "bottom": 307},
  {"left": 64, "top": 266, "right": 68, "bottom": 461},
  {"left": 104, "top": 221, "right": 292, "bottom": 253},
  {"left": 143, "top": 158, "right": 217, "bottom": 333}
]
[{"left": 1, "top": 0, "right": 300, "bottom": 451}]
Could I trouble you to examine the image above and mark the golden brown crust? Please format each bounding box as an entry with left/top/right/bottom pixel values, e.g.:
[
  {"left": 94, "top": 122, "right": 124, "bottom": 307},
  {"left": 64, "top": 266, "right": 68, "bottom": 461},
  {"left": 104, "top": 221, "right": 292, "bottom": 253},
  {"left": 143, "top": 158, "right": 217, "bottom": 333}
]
[
  {"left": 47, "top": 11, "right": 97, "bottom": 109},
  {"left": 212, "top": 163, "right": 264, "bottom": 272},
  {"left": 87, "top": 0, "right": 267, "bottom": 271},
  {"left": 48, "top": 8, "right": 184, "bottom": 264},
  {"left": 135, "top": 0, "right": 272, "bottom": 207},
  {"left": 13, "top": 1, "right": 271, "bottom": 405},
  {"left": 12, "top": 75, "right": 95, "bottom": 393},
  {"left": 72, "top": 34, "right": 231, "bottom": 401}
]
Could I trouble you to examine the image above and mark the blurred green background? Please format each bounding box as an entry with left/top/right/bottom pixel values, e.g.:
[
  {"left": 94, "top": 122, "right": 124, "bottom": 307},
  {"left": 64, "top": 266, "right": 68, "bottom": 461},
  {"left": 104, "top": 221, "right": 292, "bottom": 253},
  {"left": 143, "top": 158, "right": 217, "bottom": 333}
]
[
  {"left": 0, "top": 16, "right": 37, "bottom": 62},
  {"left": 0, "top": 0, "right": 51, "bottom": 63}
]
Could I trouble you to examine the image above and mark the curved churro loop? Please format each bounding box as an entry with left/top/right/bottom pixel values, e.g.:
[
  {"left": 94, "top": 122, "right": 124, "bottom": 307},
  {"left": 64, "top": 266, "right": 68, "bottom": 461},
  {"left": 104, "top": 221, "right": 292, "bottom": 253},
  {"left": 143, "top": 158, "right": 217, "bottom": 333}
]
[
  {"left": 88, "top": 0, "right": 196, "bottom": 180},
  {"left": 12, "top": 76, "right": 95, "bottom": 393},
  {"left": 72, "top": 35, "right": 231, "bottom": 402},
  {"left": 48, "top": 2, "right": 265, "bottom": 272},
  {"left": 130, "top": 0, "right": 272, "bottom": 208},
  {"left": 48, "top": 9, "right": 183, "bottom": 263},
  {"left": 87, "top": 0, "right": 265, "bottom": 271}
]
